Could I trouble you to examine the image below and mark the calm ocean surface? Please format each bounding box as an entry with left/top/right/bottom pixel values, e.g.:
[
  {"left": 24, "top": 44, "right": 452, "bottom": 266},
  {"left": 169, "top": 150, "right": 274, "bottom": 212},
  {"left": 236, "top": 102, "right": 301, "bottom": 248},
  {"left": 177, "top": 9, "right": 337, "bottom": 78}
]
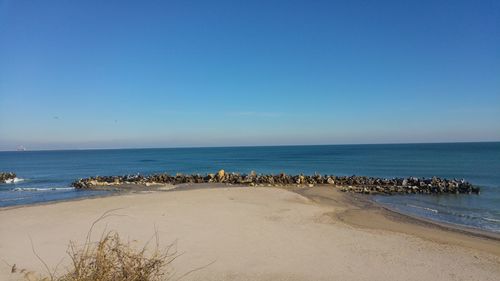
[{"left": 0, "top": 142, "right": 499, "bottom": 233}]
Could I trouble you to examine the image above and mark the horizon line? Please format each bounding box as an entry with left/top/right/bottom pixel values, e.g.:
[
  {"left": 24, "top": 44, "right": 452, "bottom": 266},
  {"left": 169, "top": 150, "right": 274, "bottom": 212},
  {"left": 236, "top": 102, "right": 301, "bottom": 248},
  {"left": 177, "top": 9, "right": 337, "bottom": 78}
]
[{"left": 0, "top": 140, "right": 499, "bottom": 152}]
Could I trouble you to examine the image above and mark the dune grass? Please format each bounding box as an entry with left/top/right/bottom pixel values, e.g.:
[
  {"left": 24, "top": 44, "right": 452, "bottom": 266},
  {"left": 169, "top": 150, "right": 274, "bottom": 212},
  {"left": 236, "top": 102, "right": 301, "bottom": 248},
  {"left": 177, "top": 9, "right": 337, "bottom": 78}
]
[{"left": 11, "top": 210, "right": 186, "bottom": 281}]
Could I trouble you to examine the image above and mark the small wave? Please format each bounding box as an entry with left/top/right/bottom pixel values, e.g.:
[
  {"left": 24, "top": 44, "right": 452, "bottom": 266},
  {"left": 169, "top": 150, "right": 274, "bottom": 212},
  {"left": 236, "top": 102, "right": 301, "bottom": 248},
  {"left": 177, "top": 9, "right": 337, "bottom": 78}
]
[
  {"left": 3, "top": 177, "right": 25, "bottom": 184},
  {"left": 139, "top": 159, "right": 157, "bottom": 162},
  {"left": 0, "top": 196, "right": 33, "bottom": 202},
  {"left": 482, "top": 217, "right": 500, "bottom": 223},
  {"left": 407, "top": 204, "right": 439, "bottom": 213},
  {"left": 12, "top": 187, "right": 75, "bottom": 192}
]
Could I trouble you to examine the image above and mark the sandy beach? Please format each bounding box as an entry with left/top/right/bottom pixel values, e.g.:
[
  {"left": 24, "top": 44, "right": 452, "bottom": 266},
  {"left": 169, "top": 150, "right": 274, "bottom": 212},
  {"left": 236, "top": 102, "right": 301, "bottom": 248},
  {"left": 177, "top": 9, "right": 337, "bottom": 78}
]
[{"left": 1, "top": 186, "right": 499, "bottom": 281}]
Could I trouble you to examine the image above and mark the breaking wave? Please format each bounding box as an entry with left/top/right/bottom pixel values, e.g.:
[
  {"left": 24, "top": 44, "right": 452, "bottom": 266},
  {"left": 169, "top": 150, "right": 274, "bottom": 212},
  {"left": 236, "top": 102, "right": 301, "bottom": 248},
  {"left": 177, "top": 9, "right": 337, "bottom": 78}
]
[
  {"left": 407, "top": 204, "right": 439, "bottom": 213},
  {"left": 12, "top": 187, "right": 75, "bottom": 192},
  {"left": 3, "top": 177, "right": 24, "bottom": 184},
  {"left": 482, "top": 217, "right": 500, "bottom": 223}
]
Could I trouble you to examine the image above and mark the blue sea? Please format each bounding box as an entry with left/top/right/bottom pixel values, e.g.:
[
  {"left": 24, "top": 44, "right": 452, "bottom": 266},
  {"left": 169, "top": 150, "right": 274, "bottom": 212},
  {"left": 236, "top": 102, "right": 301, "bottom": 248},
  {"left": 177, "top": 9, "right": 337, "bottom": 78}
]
[{"left": 0, "top": 142, "right": 499, "bottom": 233}]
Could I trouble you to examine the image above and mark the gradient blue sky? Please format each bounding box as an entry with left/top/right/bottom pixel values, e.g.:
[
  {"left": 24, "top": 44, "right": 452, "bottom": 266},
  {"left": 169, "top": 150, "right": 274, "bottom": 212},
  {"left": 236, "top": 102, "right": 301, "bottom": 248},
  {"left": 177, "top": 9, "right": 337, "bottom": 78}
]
[{"left": 0, "top": 0, "right": 499, "bottom": 150}]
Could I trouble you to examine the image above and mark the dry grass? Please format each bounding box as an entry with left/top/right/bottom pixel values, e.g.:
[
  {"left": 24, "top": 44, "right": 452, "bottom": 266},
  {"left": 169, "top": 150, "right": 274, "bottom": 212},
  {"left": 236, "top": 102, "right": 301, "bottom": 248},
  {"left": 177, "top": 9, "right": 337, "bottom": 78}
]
[
  {"left": 54, "top": 230, "right": 177, "bottom": 281},
  {"left": 10, "top": 209, "right": 202, "bottom": 281}
]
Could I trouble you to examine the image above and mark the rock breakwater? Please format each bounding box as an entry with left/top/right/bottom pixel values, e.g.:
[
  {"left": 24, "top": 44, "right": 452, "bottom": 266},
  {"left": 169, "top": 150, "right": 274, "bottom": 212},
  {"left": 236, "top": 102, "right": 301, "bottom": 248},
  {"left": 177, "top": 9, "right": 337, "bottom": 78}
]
[
  {"left": 71, "top": 170, "right": 480, "bottom": 195},
  {"left": 0, "top": 172, "right": 17, "bottom": 183}
]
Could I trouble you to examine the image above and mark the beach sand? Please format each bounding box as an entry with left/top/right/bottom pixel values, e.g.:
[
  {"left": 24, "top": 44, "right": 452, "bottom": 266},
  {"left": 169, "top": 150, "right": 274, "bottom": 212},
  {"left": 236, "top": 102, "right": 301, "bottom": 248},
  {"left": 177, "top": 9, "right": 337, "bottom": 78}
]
[{"left": 0, "top": 186, "right": 499, "bottom": 281}]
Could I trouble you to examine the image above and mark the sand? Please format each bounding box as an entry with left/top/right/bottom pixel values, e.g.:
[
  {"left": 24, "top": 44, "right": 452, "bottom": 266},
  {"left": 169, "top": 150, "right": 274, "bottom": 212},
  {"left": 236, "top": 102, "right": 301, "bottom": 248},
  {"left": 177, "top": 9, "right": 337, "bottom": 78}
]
[{"left": 0, "top": 186, "right": 499, "bottom": 281}]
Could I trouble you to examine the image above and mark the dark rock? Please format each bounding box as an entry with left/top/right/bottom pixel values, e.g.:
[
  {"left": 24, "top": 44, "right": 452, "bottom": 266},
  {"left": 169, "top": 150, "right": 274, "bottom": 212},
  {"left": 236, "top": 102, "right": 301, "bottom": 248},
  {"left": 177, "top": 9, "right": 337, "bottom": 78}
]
[
  {"left": 0, "top": 172, "right": 17, "bottom": 183},
  {"left": 70, "top": 171, "right": 481, "bottom": 195}
]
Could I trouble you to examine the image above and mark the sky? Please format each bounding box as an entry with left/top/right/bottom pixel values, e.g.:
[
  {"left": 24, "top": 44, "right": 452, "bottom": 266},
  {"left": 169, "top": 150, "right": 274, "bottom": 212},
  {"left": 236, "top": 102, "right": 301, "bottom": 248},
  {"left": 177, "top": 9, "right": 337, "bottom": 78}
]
[{"left": 0, "top": 0, "right": 499, "bottom": 150}]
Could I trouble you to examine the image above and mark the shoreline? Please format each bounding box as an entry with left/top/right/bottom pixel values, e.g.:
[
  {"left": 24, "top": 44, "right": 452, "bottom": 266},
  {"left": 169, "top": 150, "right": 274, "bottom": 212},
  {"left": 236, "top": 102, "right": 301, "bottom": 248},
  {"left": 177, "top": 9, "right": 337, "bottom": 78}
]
[
  {"left": 2, "top": 183, "right": 499, "bottom": 243},
  {"left": 371, "top": 196, "right": 500, "bottom": 241},
  {"left": 336, "top": 187, "right": 500, "bottom": 241},
  {"left": 1, "top": 185, "right": 499, "bottom": 280},
  {"left": 292, "top": 186, "right": 500, "bottom": 256}
]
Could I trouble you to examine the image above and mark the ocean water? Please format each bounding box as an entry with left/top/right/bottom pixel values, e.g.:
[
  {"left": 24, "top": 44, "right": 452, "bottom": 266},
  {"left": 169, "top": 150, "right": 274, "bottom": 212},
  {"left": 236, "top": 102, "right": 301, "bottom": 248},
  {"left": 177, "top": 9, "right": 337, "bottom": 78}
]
[{"left": 0, "top": 142, "right": 499, "bottom": 233}]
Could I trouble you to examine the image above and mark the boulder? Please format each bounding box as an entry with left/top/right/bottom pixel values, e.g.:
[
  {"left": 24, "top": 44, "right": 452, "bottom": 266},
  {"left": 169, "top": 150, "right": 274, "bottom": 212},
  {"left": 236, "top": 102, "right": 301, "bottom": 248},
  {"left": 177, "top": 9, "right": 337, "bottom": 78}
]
[
  {"left": 69, "top": 171, "right": 480, "bottom": 195},
  {"left": 0, "top": 172, "right": 17, "bottom": 183},
  {"left": 217, "top": 169, "right": 225, "bottom": 181}
]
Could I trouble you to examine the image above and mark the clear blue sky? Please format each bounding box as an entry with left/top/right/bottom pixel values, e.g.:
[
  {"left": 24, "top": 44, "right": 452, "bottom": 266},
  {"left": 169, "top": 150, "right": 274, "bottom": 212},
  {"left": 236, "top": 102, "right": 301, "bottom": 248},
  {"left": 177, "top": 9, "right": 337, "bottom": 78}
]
[{"left": 0, "top": 0, "right": 499, "bottom": 150}]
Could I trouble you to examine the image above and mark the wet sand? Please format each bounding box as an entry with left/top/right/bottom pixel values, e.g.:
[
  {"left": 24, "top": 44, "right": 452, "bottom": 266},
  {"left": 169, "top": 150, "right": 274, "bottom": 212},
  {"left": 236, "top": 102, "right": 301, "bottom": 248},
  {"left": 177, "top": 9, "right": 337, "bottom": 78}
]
[
  {"left": 294, "top": 186, "right": 500, "bottom": 256},
  {"left": 0, "top": 185, "right": 499, "bottom": 281}
]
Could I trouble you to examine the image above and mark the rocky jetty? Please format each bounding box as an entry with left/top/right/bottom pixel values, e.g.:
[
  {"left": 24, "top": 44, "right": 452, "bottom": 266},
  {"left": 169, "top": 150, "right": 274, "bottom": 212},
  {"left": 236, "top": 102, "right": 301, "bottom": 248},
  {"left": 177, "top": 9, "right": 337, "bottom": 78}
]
[
  {"left": 0, "top": 172, "right": 17, "bottom": 183},
  {"left": 71, "top": 170, "right": 480, "bottom": 195}
]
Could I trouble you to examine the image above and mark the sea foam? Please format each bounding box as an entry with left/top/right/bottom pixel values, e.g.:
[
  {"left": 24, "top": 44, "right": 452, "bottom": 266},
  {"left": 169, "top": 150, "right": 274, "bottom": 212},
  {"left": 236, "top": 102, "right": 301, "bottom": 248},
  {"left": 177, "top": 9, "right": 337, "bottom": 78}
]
[
  {"left": 12, "top": 187, "right": 74, "bottom": 192},
  {"left": 4, "top": 177, "right": 24, "bottom": 184},
  {"left": 407, "top": 204, "right": 439, "bottom": 213},
  {"left": 482, "top": 217, "right": 500, "bottom": 223}
]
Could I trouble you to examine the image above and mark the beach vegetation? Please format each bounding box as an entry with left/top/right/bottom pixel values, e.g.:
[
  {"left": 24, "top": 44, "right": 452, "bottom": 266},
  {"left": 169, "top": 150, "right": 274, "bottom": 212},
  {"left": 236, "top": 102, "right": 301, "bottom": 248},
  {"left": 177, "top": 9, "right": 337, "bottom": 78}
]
[{"left": 10, "top": 210, "right": 196, "bottom": 281}]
